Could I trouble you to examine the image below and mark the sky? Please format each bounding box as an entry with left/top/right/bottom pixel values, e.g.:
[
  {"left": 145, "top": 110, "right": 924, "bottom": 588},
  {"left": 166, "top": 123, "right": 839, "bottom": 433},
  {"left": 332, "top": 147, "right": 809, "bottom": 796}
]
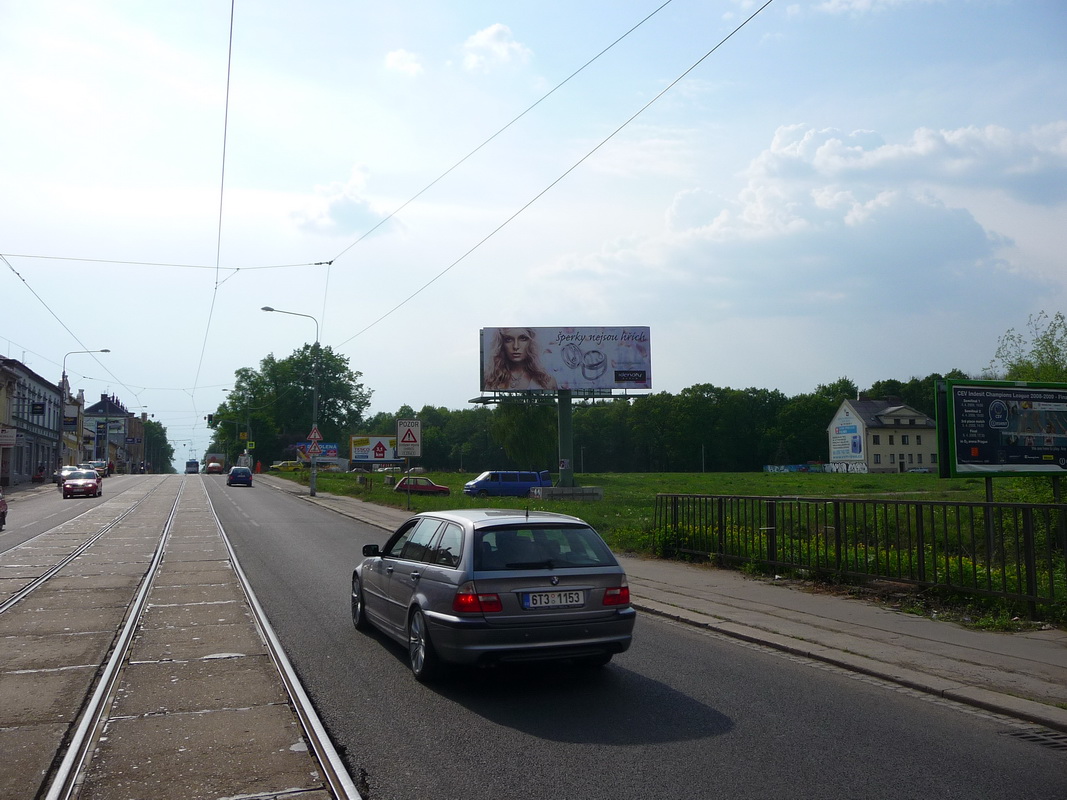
[{"left": 2, "top": 0, "right": 1065, "bottom": 466}]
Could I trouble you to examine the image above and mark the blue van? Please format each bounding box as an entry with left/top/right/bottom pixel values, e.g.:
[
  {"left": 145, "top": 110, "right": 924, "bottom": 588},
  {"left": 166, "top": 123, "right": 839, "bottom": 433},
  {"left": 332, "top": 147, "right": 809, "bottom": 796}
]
[{"left": 463, "top": 470, "right": 552, "bottom": 498}]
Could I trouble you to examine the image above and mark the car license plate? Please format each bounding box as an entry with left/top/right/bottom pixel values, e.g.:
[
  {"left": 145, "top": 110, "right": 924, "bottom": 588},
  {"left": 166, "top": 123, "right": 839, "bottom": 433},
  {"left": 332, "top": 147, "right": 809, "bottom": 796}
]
[{"left": 523, "top": 590, "right": 584, "bottom": 609}]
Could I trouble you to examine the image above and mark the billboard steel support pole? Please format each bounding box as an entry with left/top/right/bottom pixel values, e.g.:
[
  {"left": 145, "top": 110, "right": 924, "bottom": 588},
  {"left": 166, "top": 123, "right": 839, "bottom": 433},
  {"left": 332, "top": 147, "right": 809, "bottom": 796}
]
[{"left": 557, "top": 390, "right": 574, "bottom": 488}]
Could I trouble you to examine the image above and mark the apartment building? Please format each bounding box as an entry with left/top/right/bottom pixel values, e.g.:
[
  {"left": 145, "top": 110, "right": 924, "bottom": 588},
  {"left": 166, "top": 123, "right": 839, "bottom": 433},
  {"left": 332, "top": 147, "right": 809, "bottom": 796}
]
[{"left": 827, "top": 397, "right": 938, "bottom": 474}]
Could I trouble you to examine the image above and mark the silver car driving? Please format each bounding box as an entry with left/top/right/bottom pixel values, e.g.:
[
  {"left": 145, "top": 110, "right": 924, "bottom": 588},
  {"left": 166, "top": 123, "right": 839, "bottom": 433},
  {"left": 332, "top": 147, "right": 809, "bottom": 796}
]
[{"left": 351, "top": 509, "right": 636, "bottom": 681}]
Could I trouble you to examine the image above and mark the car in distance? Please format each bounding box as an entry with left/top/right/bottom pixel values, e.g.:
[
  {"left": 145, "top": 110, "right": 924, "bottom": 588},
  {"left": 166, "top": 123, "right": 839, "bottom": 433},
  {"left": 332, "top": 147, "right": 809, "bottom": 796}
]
[
  {"left": 394, "top": 476, "right": 451, "bottom": 496},
  {"left": 88, "top": 460, "right": 108, "bottom": 478},
  {"left": 62, "top": 469, "right": 103, "bottom": 499},
  {"left": 53, "top": 465, "right": 80, "bottom": 485},
  {"left": 351, "top": 509, "right": 635, "bottom": 682},
  {"left": 206, "top": 461, "right": 225, "bottom": 475},
  {"left": 463, "top": 470, "right": 552, "bottom": 498},
  {"left": 269, "top": 460, "right": 306, "bottom": 472},
  {"left": 226, "top": 466, "right": 253, "bottom": 487}
]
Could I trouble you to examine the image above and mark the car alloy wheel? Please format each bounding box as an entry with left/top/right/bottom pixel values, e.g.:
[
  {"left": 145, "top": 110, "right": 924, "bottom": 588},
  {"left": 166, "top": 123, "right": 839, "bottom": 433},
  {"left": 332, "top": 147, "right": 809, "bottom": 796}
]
[
  {"left": 408, "top": 608, "right": 441, "bottom": 682},
  {"left": 351, "top": 574, "right": 370, "bottom": 631}
]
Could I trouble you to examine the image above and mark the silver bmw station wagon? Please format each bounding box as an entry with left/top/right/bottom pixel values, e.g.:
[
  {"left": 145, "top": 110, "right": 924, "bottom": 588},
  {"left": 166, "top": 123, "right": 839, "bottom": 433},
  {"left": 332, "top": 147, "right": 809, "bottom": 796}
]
[{"left": 351, "top": 509, "right": 636, "bottom": 681}]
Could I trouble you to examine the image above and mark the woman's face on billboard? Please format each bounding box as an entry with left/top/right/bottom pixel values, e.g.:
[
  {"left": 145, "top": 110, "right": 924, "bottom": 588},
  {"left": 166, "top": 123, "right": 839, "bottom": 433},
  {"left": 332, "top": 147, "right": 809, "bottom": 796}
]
[{"left": 501, "top": 329, "right": 531, "bottom": 362}]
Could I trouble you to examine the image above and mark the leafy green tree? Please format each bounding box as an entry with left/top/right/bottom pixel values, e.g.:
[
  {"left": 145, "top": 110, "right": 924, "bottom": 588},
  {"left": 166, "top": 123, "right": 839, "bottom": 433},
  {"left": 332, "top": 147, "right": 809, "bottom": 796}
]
[
  {"left": 814, "top": 377, "right": 858, "bottom": 404},
  {"left": 988, "top": 311, "right": 1067, "bottom": 382},
  {"left": 143, "top": 418, "right": 174, "bottom": 473},
  {"left": 771, "top": 392, "right": 837, "bottom": 464},
  {"left": 489, "top": 400, "right": 557, "bottom": 469},
  {"left": 209, "top": 346, "right": 371, "bottom": 466}
]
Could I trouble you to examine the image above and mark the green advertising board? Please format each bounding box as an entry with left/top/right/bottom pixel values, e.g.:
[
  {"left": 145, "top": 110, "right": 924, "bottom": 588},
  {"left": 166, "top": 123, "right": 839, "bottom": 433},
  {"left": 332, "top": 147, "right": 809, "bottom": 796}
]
[{"left": 936, "top": 379, "right": 1067, "bottom": 477}]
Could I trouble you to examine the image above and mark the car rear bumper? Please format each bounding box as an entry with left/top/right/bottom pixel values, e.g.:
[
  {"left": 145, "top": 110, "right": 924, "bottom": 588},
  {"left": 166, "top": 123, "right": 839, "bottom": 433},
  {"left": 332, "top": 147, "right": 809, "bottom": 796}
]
[{"left": 423, "top": 606, "right": 636, "bottom": 666}]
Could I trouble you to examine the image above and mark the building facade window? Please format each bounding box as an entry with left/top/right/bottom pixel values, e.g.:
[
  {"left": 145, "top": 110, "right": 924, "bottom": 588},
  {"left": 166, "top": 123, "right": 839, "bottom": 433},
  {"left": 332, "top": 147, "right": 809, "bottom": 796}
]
[
  {"left": 873, "top": 435, "right": 880, "bottom": 445},
  {"left": 890, "top": 454, "right": 896, "bottom": 464},
  {"left": 889, "top": 435, "right": 895, "bottom": 445},
  {"left": 902, "top": 435, "right": 910, "bottom": 445},
  {"left": 916, "top": 435, "right": 922, "bottom": 445},
  {"left": 916, "top": 454, "right": 923, "bottom": 464},
  {"left": 873, "top": 454, "right": 882, "bottom": 464}
]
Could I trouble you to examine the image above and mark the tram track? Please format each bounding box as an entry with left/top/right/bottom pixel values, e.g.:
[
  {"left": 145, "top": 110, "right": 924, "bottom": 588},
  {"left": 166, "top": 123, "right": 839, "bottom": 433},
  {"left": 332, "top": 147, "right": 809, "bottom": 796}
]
[
  {"left": 206, "top": 489, "right": 360, "bottom": 800},
  {"left": 42, "top": 479, "right": 186, "bottom": 800},
  {"left": 0, "top": 475, "right": 360, "bottom": 800},
  {"left": 0, "top": 477, "right": 172, "bottom": 616}
]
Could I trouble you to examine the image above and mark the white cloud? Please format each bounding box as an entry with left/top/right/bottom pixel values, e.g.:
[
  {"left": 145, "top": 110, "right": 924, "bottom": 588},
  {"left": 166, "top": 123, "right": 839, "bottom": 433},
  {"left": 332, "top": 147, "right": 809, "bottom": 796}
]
[
  {"left": 750, "top": 124, "right": 1067, "bottom": 205},
  {"left": 292, "top": 167, "right": 390, "bottom": 236},
  {"left": 462, "top": 24, "right": 531, "bottom": 73},
  {"left": 384, "top": 49, "right": 423, "bottom": 76},
  {"left": 561, "top": 123, "right": 1057, "bottom": 335}
]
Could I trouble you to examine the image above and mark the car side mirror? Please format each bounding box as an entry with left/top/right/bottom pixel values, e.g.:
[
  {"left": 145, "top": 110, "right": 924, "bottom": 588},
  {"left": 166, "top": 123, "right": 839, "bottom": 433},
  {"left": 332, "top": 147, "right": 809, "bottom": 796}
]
[{"left": 362, "top": 544, "right": 381, "bottom": 557}]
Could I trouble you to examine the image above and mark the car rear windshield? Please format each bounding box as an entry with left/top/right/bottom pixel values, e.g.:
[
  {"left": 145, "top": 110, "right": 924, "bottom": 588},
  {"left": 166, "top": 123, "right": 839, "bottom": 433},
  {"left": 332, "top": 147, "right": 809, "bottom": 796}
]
[{"left": 475, "top": 525, "right": 617, "bottom": 570}]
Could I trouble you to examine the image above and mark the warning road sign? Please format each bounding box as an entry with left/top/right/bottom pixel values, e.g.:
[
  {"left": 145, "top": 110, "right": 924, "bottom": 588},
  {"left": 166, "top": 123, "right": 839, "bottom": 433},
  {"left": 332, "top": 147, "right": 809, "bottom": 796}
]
[
  {"left": 307, "top": 425, "right": 323, "bottom": 442},
  {"left": 396, "top": 419, "right": 421, "bottom": 457}
]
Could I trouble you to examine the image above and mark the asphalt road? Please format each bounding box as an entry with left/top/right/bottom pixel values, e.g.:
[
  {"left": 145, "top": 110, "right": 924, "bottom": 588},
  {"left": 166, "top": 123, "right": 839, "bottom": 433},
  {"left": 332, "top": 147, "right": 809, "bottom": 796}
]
[{"left": 203, "top": 477, "right": 1067, "bottom": 800}]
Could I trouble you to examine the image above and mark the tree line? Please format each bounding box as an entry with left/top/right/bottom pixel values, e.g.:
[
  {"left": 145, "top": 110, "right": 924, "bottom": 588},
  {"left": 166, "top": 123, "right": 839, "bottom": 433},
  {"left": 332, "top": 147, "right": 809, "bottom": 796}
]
[{"left": 202, "top": 311, "right": 1066, "bottom": 474}]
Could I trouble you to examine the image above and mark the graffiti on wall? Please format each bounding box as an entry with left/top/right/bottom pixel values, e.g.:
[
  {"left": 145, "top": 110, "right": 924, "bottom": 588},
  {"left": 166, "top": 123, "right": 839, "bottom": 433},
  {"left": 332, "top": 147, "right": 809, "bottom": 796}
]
[{"left": 824, "top": 461, "right": 869, "bottom": 474}]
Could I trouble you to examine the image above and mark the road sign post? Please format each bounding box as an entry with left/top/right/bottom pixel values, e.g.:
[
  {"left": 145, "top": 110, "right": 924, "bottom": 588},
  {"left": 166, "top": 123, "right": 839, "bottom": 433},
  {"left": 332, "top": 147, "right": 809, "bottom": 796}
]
[{"left": 397, "top": 419, "right": 421, "bottom": 459}]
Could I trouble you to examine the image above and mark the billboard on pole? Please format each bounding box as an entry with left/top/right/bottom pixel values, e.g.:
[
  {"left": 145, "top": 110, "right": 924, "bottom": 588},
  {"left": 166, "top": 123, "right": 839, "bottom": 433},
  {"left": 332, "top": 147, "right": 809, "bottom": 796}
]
[
  {"left": 479, "top": 326, "right": 651, "bottom": 392},
  {"left": 350, "top": 435, "right": 398, "bottom": 462},
  {"left": 937, "top": 379, "right": 1067, "bottom": 476}
]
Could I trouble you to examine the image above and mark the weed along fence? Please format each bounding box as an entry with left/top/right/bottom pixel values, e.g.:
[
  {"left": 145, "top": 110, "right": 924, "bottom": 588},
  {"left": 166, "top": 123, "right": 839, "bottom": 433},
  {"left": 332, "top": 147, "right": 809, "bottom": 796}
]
[{"left": 654, "top": 494, "right": 1067, "bottom": 617}]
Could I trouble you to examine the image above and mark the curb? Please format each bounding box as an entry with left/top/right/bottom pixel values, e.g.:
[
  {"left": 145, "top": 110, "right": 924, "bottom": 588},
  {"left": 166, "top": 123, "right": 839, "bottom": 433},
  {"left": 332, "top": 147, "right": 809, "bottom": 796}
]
[{"left": 633, "top": 598, "right": 1067, "bottom": 735}]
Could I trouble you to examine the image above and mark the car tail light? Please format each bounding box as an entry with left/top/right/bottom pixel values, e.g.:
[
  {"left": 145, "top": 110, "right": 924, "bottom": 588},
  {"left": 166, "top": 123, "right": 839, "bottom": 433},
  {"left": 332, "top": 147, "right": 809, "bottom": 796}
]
[
  {"left": 603, "top": 585, "right": 630, "bottom": 606},
  {"left": 453, "top": 581, "right": 502, "bottom": 613}
]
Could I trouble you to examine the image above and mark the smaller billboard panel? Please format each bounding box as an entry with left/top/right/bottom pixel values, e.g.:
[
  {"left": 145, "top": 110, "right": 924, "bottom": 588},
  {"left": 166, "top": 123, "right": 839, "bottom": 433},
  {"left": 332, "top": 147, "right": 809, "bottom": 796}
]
[
  {"left": 828, "top": 407, "right": 864, "bottom": 461},
  {"left": 350, "top": 435, "right": 398, "bottom": 462},
  {"left": 295, "top": 442, "right": 339, "bottom": 459},
  {"left": 940, "top": 380, "right": 1067, "bottom": 476},
  {"left": 479, "top": 326, "right": 651, "bottom": 392}
]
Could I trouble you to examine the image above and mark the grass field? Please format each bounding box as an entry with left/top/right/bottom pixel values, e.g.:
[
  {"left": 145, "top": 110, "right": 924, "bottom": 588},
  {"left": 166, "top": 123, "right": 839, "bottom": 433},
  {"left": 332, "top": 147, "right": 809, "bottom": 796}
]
[{"left": 285, "top": 469, "right": 994, "bottom": 551}]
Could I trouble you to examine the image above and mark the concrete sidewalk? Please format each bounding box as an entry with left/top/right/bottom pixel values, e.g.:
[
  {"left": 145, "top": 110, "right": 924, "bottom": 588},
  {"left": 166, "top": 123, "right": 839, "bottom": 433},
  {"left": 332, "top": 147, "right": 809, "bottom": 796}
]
[{"left": 258, "top": 474, "right": 1067, "bottom": 735}]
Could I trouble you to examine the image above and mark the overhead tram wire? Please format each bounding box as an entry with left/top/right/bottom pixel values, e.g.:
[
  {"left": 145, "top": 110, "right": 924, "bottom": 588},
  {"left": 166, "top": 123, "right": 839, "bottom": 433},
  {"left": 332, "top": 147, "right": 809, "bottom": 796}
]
[
  {"left": 0, "top": 254, "right": 330, "bottom": 271},
  {"left": 188, "top": 0, "right": 236, "bottom": 447},
  {"left": 191, "top": 0, "right": 235, "bottom": 403},
  {"left": 4, "top": 3, "right": 674, "bottom": 286},
  {"left": 336, "top": 0, "right": 777, "bottom": 348},
  {"left": 1, "top": 254, "right": 119, "bottom": 387},
  {"left": 327, "top": 0, "right": 678, "bottom": 267}
]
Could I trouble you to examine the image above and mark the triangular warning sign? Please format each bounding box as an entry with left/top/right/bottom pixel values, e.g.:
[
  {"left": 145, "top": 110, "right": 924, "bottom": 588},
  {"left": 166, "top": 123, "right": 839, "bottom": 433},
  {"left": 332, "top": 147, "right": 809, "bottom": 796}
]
[
  {"left": 401, "top": 428, "right": 418, "bottom": 443},
  {"left": 307, "top": 425, "right": 323, "bottom": 441}
]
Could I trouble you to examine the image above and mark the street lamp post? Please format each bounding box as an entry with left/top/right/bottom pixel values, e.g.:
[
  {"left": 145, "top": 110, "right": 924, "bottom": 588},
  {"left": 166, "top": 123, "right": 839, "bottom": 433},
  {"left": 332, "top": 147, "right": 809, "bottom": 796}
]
[
  {"left": 56, "top": 349, "right": 110, "bottom": 474},
  {"left": 262, "top": 306, "right": 320, "bottom": 496}
]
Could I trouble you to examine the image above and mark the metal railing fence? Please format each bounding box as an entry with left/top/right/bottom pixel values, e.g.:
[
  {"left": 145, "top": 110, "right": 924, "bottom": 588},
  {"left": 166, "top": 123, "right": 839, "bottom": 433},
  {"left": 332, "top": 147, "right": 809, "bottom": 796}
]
[{"left": 654, "top": 494, "right": 1067, "bottom": 617}]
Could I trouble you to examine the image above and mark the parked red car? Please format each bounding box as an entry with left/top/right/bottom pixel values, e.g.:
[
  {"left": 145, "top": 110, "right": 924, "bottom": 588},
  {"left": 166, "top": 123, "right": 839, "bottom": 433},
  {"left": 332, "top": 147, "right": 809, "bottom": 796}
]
[
  {"left": 61, "top": 469, "right": 103, "bottom": 499},
  {"left": 393, "top": 476, "right": 450, "bottom": 495}
]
